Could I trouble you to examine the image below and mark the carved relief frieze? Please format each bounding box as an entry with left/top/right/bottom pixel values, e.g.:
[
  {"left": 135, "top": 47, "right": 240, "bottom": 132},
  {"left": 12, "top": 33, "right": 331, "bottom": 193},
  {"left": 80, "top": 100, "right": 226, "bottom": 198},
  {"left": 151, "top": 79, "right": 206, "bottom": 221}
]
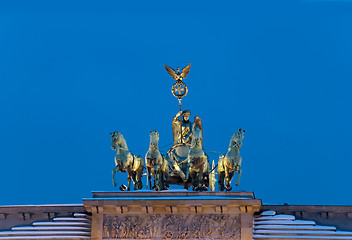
[{"left": 103, "top": 214, "right": 240, "bottom": 239}]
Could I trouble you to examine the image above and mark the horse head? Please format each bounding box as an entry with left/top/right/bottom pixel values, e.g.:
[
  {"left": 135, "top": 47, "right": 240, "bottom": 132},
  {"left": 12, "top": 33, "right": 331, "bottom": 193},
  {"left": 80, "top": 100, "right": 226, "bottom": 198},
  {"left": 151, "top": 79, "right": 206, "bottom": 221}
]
[
  {"left": 229, "top": 129, "right": 245, "bottom": 149},
  {"left": 110, "top": 131, "right": 123, "bottom": 150},
  {"left": 149, "top": 130, "right": 159, "bottom": 149}
]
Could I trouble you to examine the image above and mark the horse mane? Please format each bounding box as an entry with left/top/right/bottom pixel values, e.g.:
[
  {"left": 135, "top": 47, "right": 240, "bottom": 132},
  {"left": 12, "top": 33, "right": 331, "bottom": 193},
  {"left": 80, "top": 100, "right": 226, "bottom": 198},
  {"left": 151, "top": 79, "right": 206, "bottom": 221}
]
[
  {"left": 229, "top": 132, "right": 237, "bottom": 148},
  {"left": 149, "top": 131, "right": 159, "bottom": 149},
  {"left": 229, "top": 129, "right": 244, "bottom": 148},
  {"left": 191, "top": 126, "right": 203, "bottom": 149}
]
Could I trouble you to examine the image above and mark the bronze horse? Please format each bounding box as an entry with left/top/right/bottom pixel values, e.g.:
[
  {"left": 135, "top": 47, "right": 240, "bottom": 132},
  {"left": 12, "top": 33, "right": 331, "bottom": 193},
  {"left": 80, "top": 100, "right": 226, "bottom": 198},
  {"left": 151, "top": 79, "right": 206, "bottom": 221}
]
[
  {"left": 217, "top": 129, "right": 245, "bottom": 191},
  {"left": 110, "top": 131, "right": 144, "bottom": 191},
  {"left": 187, "top": 120, "right": 210, "bottom": 191},
  {"left": 145, "top": 130, "right": 170, "bottom": 191}
]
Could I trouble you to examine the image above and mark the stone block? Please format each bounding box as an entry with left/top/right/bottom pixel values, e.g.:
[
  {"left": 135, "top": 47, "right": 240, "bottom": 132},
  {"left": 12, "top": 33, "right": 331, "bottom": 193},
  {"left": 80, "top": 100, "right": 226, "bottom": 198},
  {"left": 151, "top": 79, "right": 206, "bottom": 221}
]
[{"left": 83, "top": 191, "right": 261, "bottom": 240}]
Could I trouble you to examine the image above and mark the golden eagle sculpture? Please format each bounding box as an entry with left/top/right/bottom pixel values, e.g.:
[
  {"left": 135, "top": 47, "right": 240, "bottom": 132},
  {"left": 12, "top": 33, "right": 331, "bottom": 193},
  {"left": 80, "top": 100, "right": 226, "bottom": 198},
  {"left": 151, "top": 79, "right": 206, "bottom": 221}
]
[{"left": 165, "top": 63, "right": 191, "bottom": 81}]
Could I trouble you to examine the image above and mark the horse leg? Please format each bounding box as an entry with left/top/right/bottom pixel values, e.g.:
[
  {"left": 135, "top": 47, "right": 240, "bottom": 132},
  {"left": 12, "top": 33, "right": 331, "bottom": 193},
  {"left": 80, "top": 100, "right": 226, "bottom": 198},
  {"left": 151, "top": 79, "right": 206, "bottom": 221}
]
[
  {"left": 147, "top": 167, "right": 152, "bottom": 190},
  {"left": 112, "top": 166, "right": 119, "bottom": 187},
  {"left": 199, "top": 165, "right": 205, "bottom": 191},
  {"left": 129, "top": 169, "right": 138, "bottom": 190},
  {"left": 127, "top": 177, "right": 131, "bottom": 191},
  {"left": 153, "top": 168, "right": 160, "bottom": 191},
  {"left": 218, "top": 171, "right": 225, "bottom": 191},
  {"left": 202, "top": 171, "right": 209, "bottom": 191},
  {"left": 157, "top": 171, "right": 163, "bottom": 191},
  {"left": 194, "top": 172, "right": 201, "bottom": 191},
  {"left": 160, "top": 173, "right": 166, "bottom": 190},
  {"left": 217, "top": 159, "right": 225, "bottom": 191},
  {"left": 195, "top": 172, "right": 201, "bottom": 191},
  {"left": 136, "top": 166, "right": 143, "bottom": 190},
  {"left": 155, "top": 167, "right": 164, "bottom": 191},
  {"left": 189, "top": 170, "right": 197, "bottom": 191},
  {"left": 151, "top": 168, "right": 158, "bottom": 191},
  {"left": 224, "top": 167, "right": 229, "bottom": 188},
  {"left": 164, "top": 167, "right": 170, "bottom": 190},
  {"left": 226, "top": 171, "right": 234, "bottom": 191},
  {"left": 184, "top": 165, "right": 190, "bottom": 182},
  {"left": 126, "top": 168, "right": 133, "bottom": 191},
  {"left": 235, "top": 167, "right": 242, "bottom": 186}
]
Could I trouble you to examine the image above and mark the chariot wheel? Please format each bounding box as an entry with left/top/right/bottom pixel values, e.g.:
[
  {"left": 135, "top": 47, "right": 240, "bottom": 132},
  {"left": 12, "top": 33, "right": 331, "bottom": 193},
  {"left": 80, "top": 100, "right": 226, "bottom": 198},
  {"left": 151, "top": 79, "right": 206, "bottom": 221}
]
[{"left": 167, "top": 143, "right": 191, "bottom": 187}]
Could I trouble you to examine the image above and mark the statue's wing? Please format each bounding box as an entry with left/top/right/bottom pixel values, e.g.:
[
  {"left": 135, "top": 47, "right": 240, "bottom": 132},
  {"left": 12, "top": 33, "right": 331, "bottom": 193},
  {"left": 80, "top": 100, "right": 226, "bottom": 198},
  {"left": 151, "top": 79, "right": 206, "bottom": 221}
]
[
  {"left": 180, "top": 63, "right": 191, "bottom": 79},
  {"left": 165, "top": 64, "right": 177, "bottom": 80},
  {"left": 193, "top": 116, "right": 202, "bottom": 132},
  {"left": 193, "top": 116, "right": 203, "bottom": 146}
]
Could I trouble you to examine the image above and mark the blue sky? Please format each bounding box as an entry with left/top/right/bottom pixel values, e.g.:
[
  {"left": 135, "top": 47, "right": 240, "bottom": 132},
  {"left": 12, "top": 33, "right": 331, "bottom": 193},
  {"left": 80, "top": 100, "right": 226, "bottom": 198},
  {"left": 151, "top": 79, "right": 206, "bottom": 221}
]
[{"left": 1, "top": 0, "right": 352, "bottom": 205}]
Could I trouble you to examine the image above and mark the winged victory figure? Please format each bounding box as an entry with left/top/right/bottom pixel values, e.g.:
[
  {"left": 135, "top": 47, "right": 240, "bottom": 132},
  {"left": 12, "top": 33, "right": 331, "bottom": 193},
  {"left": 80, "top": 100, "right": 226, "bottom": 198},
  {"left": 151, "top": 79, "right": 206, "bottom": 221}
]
[{"left": 165, "top": 63, "right": 192, "bottom": 81}]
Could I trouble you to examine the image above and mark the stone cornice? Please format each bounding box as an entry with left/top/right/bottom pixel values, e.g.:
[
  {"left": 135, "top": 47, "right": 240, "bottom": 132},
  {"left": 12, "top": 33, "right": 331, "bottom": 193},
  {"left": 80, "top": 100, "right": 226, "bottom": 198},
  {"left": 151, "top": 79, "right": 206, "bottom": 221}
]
[{"left": 83, "top": 191, "right": 262, "bottom": 215}]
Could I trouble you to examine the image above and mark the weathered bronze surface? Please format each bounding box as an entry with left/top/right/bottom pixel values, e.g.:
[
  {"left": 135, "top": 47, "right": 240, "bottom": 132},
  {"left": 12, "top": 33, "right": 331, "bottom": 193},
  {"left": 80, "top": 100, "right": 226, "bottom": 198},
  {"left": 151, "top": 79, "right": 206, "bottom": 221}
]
[
  {"left": 187, "top": 121, "right": 210, "bottom": 191},
  {"left": 145, "top": 130, "right": 170, "bottom": 191},
  {"left": 168, "top": 115, "right": 212, "bottom": 191},
  {"left": 110, "top": 131, "right": 144, "bottom": 191},
  {"left": 218, "top": 129, "right": 245, "bottom": 191},
  {"left": 110, "top": 64, "right": 245, "bottom": 192},
  {"left": 172, "top": 110, "right": 192, "bottom": 145}
]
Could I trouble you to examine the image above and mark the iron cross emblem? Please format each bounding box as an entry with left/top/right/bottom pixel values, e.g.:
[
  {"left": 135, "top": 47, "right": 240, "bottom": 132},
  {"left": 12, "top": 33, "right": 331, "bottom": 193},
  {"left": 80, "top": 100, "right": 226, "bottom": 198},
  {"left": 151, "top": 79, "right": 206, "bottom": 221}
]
[{"left": 172, "top": 81, "right": 188, "bottom": 99}]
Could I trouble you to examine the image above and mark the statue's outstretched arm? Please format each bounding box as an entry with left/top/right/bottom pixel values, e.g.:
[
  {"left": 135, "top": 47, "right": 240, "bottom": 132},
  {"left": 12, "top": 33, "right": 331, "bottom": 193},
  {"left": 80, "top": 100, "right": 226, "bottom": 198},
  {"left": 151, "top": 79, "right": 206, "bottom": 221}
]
[{"left": 173, "top": 111, "right": 182, "bottom": 120}]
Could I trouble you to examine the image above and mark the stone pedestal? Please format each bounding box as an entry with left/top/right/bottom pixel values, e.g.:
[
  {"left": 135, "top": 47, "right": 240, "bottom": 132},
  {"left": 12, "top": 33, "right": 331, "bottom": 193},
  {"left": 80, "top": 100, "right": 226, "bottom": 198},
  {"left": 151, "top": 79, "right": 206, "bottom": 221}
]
[{"left": 83, "top": 191, "right": 261, "bottom": 240}]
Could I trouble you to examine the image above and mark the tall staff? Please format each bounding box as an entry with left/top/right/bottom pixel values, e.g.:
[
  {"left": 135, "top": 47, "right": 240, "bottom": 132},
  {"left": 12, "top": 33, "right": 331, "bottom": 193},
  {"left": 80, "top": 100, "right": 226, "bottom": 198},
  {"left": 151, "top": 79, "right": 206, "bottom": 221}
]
[{"left": 165, "top": 63, "right": 191, "bottom": 144}]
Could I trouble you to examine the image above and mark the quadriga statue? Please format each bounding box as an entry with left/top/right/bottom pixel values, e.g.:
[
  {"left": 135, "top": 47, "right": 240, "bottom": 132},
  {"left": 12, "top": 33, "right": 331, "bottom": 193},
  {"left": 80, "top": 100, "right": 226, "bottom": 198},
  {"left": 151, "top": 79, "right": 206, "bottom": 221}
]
[
  {"left": 110, "top": 131, "right": 144, "bottom": 191},
  {"left": 217, "top": 129, "right": 245, "bottom": 191}
]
